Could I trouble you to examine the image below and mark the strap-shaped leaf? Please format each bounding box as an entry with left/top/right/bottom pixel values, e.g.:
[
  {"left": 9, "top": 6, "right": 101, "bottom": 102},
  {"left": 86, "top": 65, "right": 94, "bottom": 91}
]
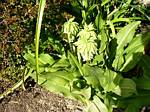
[
  {"left": 113, "top": 21, "right": 141, "bottom": 71},
  {"left": 120, "top": 52, "right": 143, "bottom": 72},
  {"left": 116, "top": 21, "right": 141, "bottom": 54},
  {"left": 120, "top": 32, "right": 150, "bottom": 72},
  {"left": 95, "top": 12, "right": 105, "bottom": 32},
  {"left": 68, "top": 52, "right": 83, "bottom": 76},
  {"left": 124, "top": 32, "right": 150, "bottom": 54}
]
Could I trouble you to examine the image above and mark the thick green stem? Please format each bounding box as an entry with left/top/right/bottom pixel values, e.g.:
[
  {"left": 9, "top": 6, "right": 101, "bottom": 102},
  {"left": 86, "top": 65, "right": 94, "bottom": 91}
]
[{"left": 35, "top": 0, "right": 46, "bottom": 83}]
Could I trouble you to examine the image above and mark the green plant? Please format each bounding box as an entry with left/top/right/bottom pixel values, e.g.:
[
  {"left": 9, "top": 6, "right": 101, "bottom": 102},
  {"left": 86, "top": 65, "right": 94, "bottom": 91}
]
[{"left": 24, "top": 0, "right": 150, "bottom": 112}]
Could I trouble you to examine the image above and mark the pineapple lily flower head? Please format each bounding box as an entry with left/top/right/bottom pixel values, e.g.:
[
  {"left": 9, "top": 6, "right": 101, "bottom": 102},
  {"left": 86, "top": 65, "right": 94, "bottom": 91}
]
[
  {"left": 74, "top": 23, "right": 97, "bottom": 61},
  {"left": 63, "top": 17, "right": 79, "bottom": 43}
]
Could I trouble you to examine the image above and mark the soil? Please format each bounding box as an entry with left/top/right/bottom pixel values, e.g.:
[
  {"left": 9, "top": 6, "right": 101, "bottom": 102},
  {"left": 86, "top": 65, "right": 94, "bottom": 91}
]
[
  {"left": 1, "top": 79, "right": 150, "bottom": 112},
  {"left": 0, "top": 79, "right": 84, "bottom": 112}
]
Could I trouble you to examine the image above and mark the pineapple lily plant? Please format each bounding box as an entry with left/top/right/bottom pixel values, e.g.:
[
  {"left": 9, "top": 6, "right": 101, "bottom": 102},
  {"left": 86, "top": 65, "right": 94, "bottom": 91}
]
[{"left": 24, "top": 0, "right": 150, "bottom": 112}]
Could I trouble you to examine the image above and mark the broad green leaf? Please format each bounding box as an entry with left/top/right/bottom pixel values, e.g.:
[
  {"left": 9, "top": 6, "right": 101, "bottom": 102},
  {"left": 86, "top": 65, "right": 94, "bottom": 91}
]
[
  {"left": 116, "top": 21, "right": 141, "bottom": 54},
  {"left": 118, "top": 95, "right": 150, "bottom": 111},
  {"left": 42, "top": 82, "right": 70, "bottom": 95},
  {"left": 92, "top": 53, "right": 105, "bottom": 66},
  {"left": 125, "top": 104, "right": 139, "bottom": 112},
  {"left": 139, "top": 55, "right": 150, "bottom": 78},
  {"left": 72, "top": 70, "right": 82, "bottom": 78},
  {"left": 102, "top": 94, "right": 114, "bottom": 112},
  {"left": 72, "top": 86, "right": 92, "bottom": 100},
  {"left": 24, "top": 52, "right": 58, "bottom": 73},
  {"left": 41, "top": 81, "right": 85, "bottom": 103},
  {"left": 119, "top": 78, "right": 136, "bottom": 97},
  {"left": 24, "top": 51, "right": 35, "bottom": 67},
  {"left": 31, "top": 71, "right": 74, "bottom": 86},
  {"left": 85, "top": 102, "right": 100, "bottom": 112},
  {"left": 98, "top": 30, "right": 108, "bottom": 53},
  {"left": 42, "top": 71, "right": 74, "bottom": 82},
  {"left": 120, "top": 52, "right": 143, "bottom": 72},
  {"left": 85, "top": 95, "right": 108, "bottom": 112},
  {"left": 31, "top": 72, "right": 70, "bottom": 91},
  {"left": 100, "top": 69, "right": 123, "bottom": 93},
  {"left": 52, "top": 55, "right": 70, "bottom": 68},
  {"left": 124, "top": 36, "right": 145, "bottom": 55},
  {"left": 135, "top": 77, "right": 150, "bottom": 90},
  {"left": 31, "top": 71, "right": 87, "bottom": 103},
  {"left": 112, "top": 55, "right": 124, "bottom": 71},
  {"left": 83, "top": 64, "right": 104, "bottom": 90},
  {"left": 39, "top": 53, "right": 55, "bottom": 65},
  {"left": 24, "top": 51, "right": 55, "bottom": 66},
  {"left": 44, "top": 67, "right": 61, "bottom": 73}
]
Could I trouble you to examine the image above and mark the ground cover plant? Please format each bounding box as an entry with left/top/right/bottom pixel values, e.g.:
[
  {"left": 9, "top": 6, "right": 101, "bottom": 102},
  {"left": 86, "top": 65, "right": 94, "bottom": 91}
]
[{"left": 1, "top": 0, "right": 150, "bottom": 112}]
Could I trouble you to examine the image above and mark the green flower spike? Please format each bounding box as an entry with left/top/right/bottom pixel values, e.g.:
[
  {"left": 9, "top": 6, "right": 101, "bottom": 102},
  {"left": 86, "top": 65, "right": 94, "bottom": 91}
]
[
  {"left": 63, "top": 17, "right": 79, "bottom": 43},
  {"left": 75, "top": 23, "right": 97, "bottom": 61}
]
